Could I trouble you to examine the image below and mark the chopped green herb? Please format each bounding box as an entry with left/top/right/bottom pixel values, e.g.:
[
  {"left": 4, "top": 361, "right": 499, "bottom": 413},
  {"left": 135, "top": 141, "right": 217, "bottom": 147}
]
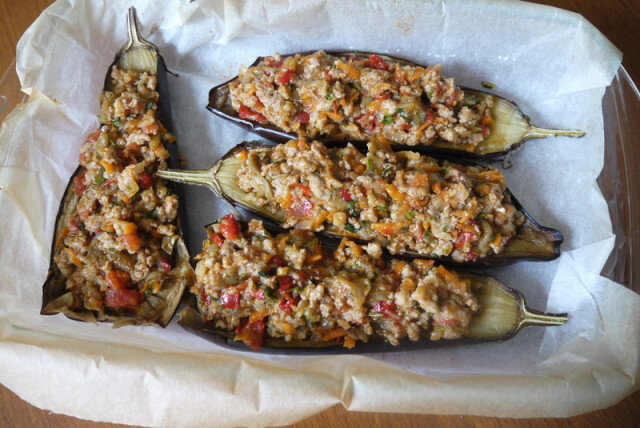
[
  {"left": 442, "top": 166, "right": 451, "bottom": 176},
  {"left": 111, "top": 118, "right": 122, "bottom": 127},
  {"left": 258, "top": 270, "right": 270, "bottom": 277},
  {"left": 94, "top": 174, "right": 106, "bottom": 185},
  {"left": 361, "top": 220, "right": 371, "bottom": 227},
  {"left": 481, "top": 81, "right": 495, "bottom": 89},
  {"left": 442, "top": 224, "right": 449, "bottom": 232},
  {"left": 347, "top": 200, "right": 356, "bottom": 210},
  {"left": 239, "top": 273, "right": 250, "bottom": 281},
  {"left": 405, "top": 210, "right": 416, "bottom": 220},
  {"left": 477, "top": 212, "right": 489, "bottom": 218},
  {"left": 383, "top": 115, "right": 394, "bottom": 124},
  {"left": 352, "top": 81, "right": 363, "bottom": 91},
  {"left": 366, "top": 158, "right": 374, "bottom": 172},
  {"left": 395, "top": 108, "right": 407, "bottom": 120},
  {"left": 433, "top": 325, "right": 446, "bottom": 332},
  {"left": 376, "top": 205, "right": 389, "bottom": 215},
  {"left": 368, "top": 310, "right": 383, "bottom": 318},
  {"left": 325, "top": 90, "right": 334, "bottom": 100},
  {"left": 423, "top": 231, "right": 434, "bottom": 242},
  {"left": 463, "top": 95, "right": 478, "bottom": 106},
  {"left": 146, "top": 102, "right": 157, "bottom": 110},
  {"left": 382, "top": 166, "right": 394, "bottom": 179},
  {"left": 345, "top": 223, "right": 357, "bottom": 233}
]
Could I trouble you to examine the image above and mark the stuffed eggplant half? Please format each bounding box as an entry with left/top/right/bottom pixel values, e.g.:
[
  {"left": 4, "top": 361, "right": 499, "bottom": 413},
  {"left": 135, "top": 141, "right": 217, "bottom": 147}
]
[
  {"left": 207, "top": 50, "right": 584, "bottom": 158},
  {"left": 158, "top": 139, "right": 563, "bottom": 267},
  {"left": 178, "top": 216, "right": 567, "bottom": 353},
  {"left": 41, "top": 7, "right": 193, "bottom": 326}
]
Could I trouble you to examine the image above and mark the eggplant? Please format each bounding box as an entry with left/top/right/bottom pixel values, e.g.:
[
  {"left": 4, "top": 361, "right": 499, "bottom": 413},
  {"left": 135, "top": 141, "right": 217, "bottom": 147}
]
[
  {"left": 157, "top": 141, "right": 563, "bottom": 267},
  {"left": 177, "top": 220, "right": 567, "bottom": 354},
  {"left": 41, "top": 7, "right": 193, "bottom": 327},
  {"left": 207, "top": 51, "right": 584, "bottom": 159}
]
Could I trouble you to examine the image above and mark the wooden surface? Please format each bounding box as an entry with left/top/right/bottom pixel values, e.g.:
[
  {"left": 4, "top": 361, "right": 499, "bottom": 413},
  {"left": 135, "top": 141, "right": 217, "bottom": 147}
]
[{"left": 1, "top": 0, "right": 639, "bottom": 427}]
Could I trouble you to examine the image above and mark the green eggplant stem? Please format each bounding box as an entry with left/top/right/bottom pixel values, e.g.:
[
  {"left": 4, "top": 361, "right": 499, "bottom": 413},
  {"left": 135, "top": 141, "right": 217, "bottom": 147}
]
[
  {"left": 518, "top": 304, "right": 568, "bottom": 330},
  {"left": 525, "top": 126, "right": 585, "bottom": 139}
]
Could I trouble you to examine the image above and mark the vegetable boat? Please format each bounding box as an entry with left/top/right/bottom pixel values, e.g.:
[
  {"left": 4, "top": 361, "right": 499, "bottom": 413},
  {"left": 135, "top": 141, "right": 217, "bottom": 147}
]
[
  {"left": 158, "top": 140, "right": 563, "bottom": 267},
  {"left": 41, "top": 7, "right": 193, "bottom": 326},
  {"left": 207, "top": 50, "right": 584, "bottom": 159},
  {"left": 178, "top": 217, "right": 567, "bottom": 353}
]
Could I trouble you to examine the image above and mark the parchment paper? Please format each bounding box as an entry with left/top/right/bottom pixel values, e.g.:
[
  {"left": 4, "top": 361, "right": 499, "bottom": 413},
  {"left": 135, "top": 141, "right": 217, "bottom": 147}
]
[{"left": 1, "top": 0, "right": 639, "bottom": 426}]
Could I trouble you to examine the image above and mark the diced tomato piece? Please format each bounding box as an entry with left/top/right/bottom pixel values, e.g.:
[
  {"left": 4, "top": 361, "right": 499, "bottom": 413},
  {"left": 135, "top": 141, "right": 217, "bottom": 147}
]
[
  {"left": 238, "top": 104, "right": 267, "bottom": 122},
  {"left": 209, "top": 232, "right": 225, "bottom": 246},
  {"left": 264, "top": 57, "right": 283, "bottom": 68},
  {"left": 73, "top": 174, "right": 87, "bottom": 196},
  {"left": 287, "top": 197, "right": 314, "bottom": 218},
  {"left": 200, "top": 290, "right": 213, "bottom": 306},
  {"left": 454, "top": 231, "right": 475, "bottom": 252},
  {"left": 139, "top": 172, "right": 153, "bottom": 189},
  {"left": 434, "top": 82, "right": 442, "bottom": 94},
  {"left": 482, "top": 126, "right": 490, "bottom": 138},
  {"left": 295, "top": 111, "right": 310, "bottom": 123},
  {"left": 104, "top": 288, "right": 140, "bottom": 308},
  {"left": 416, "top": 222, "right": 424, "bottom": 242},
  {"left": 249, "top": 289, "right": 265, "bottom": 300},
  {"left": 220, "top": 288, "right": 240, "bottom": 310},
  {"left": 219, "top": 213, "right": 240, "bottom": 240},
  {"left": 375, "top": 92, "right": 389, "bottom": 100},
  {"left": 424, "top": 110, "right": 435, "bottom": 125},
  {"left": 278, "top": 69, "right": 294, "bottom": 85},
  {"left": 278, "top": 295, "right": 295, "bottom": 314},
  {"left": 69, "top": 217, "right": 81, "bottom": 233},
  {"left": 339, "top": 188, "right": 353, "bottom": 201},
  {"left": 294, "top": 183, "right": 313, "bottom": 197},
  {"left": 105, "top": 269, "right": 131, "bottom": 290},
  {"left": 269, "top": 255, "right": 287, "bottom": 267},
  {"left": 160, "top": 258, "right": 172, "bottom": 273},
  {"left": 278, "top": 275, "right": 294, "bottom": 291},
  {"left": 467, "top": 251, "right": 476, "bottom": 261},
  {"left": 399, "top": 122, "right": 412, "bottom": 131},
  {"left": 373, "top": 300, "right": 398, "bottom": 319},
  {"left": 122, "top": 233, "right": 142, "bottom": 252},
  {"left": 298, "top": 270, "right": 309, "bottom": 283},
  {"left": 369, "top": 55, "right": 389, "bottom": 71},
  {"left": 85, "top": 129, "right": 102, "bottom": 144},
  {"left": 236, "top": 318, "right": 266, "bottom": 350}
]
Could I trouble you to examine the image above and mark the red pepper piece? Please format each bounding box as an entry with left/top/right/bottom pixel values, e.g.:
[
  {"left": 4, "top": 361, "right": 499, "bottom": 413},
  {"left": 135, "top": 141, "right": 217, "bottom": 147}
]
[
  {"left": 238, "top": 104, "right": 267, "bottom": 122},
  {"left": 236, "top": 318, "right": 266, "bottom": 350},
  {"left": 105, "top": 269, "right": 131, "bottom": 290},
  {"left": 160, "top": 258, "right": 172, "bottom": 273},
  {"left": 219, "top": 213, "right": 240, "bottom": 240},
  {"left": 249, "top": 289, "right": 265, "bottom": 300},
  {"left": 104, "top": 289, "right": 140, "bottom": 308},
  {"left": 200, "top": 291, "right": 213, "bottom": 306},
  {"left": 139, "top": 172, "right": 153, "bottom": 189},
  {"left": 73, "top": 174, "right": 87, "bottom": 196},
  {"left": 209, "top": 232, "right": 225, "bottom": 246},
  {"left": 278, "top": 275, "right": 294, "bottom": 291},
  {"left": 454, "top": 231, "right": 475, "bottom": 252},
  {"left": 294, "top": 183, "right": 313, "bottom": 197},
  {"left": 278, "top": 69, "right": 294, "bottom": 85},
  {"left": 295, "top": 111, "right": 310, "bottom": 123},
  {"left": 220, "top": 288, "right": 240, "bottom": 310},
  {"left": 372, "top": 300, "right": 398, "bottom": 319},
  {"left": 339, "top": 188, "right": 353, "bottom": 201},
  {"left": 375, "top": 92, "right": 389, "bottom": 100},
  {"left": 278, "top": 295, "right": 295, "bottom": 314},
  {"left": 270, "top": 255, "right": 287, "bottom": 267},
  {"left": 69, "top": 216, "right": 82, "bottom": 233},
  {"left": 369, "top": 55, "right": 389, "bottom": 71}
]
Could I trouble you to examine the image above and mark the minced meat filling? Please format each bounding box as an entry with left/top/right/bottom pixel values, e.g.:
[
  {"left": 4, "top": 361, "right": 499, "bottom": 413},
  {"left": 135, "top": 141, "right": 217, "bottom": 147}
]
[
  {"left": 237, "top": 139, "right": 519, "bottom": 262},
  {"left": 54, "top": 67, "right": 180, "bottom": 312},
  {"left": 229, "top": 50, "right": 494, "bottom": 150},
  {"left": 193, "top": 217, "right": 479, "bottom": 350}
]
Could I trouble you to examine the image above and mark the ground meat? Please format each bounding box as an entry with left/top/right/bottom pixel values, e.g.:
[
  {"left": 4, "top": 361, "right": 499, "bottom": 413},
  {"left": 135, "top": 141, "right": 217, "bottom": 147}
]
[
  {"left": 228, "top": 51, "right": 494, "bottom": 151},
  {"left": 191, "top": 218, "right": 480, "bottom": 350}
]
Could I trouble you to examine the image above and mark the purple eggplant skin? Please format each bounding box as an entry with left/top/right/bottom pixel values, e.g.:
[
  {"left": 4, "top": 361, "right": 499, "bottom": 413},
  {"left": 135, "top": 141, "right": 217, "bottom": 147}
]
[
  {"left": 41, "top": 8, "right": 192, "bottom": 327},
  {"left": 210, "top": 141, "right": 563, "bottom": 269},
  {"left": 177, "top": 220, "right": 567, "bottom": 354},
  {"left": 206, "top": 50, "right": 584, "bottom": 160}
]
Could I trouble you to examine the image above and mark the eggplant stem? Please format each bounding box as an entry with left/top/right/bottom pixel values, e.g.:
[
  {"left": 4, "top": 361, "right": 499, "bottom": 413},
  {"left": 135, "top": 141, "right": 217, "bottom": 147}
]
[
  {"left": 519, "top": 304, "right": 568, "bottom": 329},
  {"left": 157, "top": 167, "right": 221, "bottom": 195},
  {"left": 125, "top": 7, "right": 154, "bottom": 50},
  {"left": 525, "top": 126, "right": 585, "bottom": 139}
]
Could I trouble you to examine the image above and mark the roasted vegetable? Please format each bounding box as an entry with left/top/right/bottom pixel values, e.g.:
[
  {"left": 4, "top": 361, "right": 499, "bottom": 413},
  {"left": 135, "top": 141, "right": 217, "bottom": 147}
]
[
  {"left": 178, "top": 218, "right": 567, "bottom": 354},
  {"left": 207, "top": 51, "right": 584, "bottom": 159},
  {"left": 41, "top": 7, "right": 193, "bottom": 326},
  {"left": 158, "top": 141, "right": 563, "bottom": 267}
]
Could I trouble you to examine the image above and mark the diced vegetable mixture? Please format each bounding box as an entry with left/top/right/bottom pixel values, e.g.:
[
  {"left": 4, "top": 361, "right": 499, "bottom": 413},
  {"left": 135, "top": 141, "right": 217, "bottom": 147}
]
[
  {"left": 237, "top": 139, "right": 521, "bottom": 262},
  {"left": 54, "top": 67, "right": 181, "bottom": 313},
  {"left": 193, "top": 217, "right": 480, "bottom": 350},
  {"left": 229, "top": 50, "right": 494, "bottom": 151}
]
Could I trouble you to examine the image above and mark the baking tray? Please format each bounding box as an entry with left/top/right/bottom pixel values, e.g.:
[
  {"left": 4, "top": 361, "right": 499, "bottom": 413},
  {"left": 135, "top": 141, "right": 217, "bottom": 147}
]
[{"left": 2, "top": 59, "right": 637, "bottom": 293}]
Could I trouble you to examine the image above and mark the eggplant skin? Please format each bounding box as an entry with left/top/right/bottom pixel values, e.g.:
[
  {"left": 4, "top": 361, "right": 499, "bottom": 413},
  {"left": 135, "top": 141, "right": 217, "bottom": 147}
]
[
  {"left": 207, "top": 50, "right": 582, "bottom": 159},
  {"left": 212, "top": 141, "right": 563, "bottom": 268},
  {"left": 178, "top": 265, "right": 566, "bottom": 354}
]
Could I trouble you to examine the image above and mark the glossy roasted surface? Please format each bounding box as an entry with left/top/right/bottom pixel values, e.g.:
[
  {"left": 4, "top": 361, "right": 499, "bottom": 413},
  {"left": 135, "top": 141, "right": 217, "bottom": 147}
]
[{"left": 1, "top": 0, "right": 638, "bottom": 426}]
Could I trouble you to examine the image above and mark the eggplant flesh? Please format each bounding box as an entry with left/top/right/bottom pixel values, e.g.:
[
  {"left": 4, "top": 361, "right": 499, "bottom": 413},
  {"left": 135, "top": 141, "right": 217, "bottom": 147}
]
[
  {"left": 158, "top": 141, "right": 563, "bottom": 267},
  {"left": 41, "top": 7, "right": 193, "bottom": 327},
  {"left": 177, "top": 221, "right": 567, "bottom": 354},
  {"left": 207, "top": 50, "right": 584, "bottom": 159}
]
